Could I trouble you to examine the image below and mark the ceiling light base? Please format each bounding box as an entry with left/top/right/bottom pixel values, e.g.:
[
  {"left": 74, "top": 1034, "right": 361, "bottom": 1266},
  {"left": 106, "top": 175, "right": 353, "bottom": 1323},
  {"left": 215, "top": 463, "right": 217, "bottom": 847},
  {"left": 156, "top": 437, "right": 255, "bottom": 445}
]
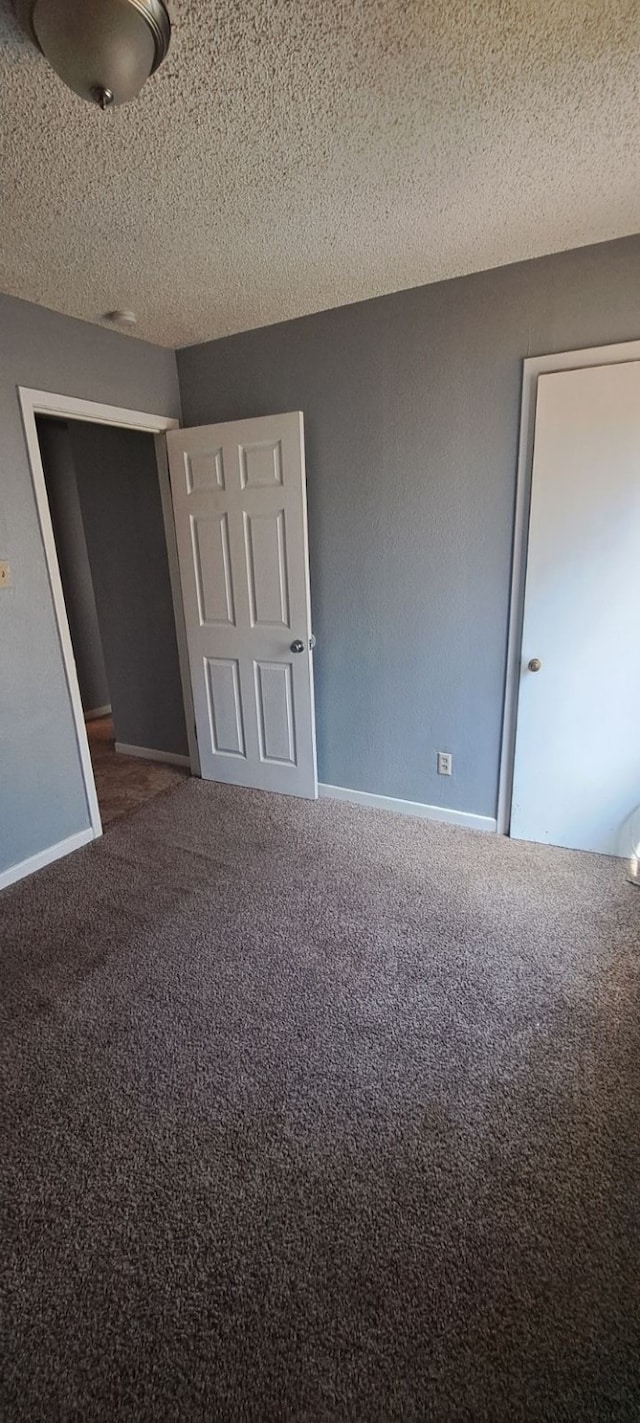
[{"left": 103, "top": 310, "right": 138, "bottom": 327}]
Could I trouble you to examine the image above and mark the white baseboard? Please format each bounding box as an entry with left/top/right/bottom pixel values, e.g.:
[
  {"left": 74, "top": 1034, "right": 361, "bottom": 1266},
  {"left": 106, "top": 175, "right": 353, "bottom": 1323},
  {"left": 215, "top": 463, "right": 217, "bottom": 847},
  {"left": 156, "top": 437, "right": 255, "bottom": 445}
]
[
  {"left": 84, "top": 705, "right": 112, "bottom": 721},
  {"left": 318, "top": 783, "right": 497, "bottom": 832},
  {"left": 0, "top": 827, "right": 95, "bottom": 893},
  {"left": 115, "top": 742, "right": 191, "bottom": 768}
]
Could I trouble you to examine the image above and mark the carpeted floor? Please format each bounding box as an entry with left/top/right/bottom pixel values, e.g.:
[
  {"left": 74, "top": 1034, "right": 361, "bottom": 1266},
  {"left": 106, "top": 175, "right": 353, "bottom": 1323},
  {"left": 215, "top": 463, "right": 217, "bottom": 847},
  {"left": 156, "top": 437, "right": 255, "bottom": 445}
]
[
  {"left": 87, "top": 716, "right": 188, "bottom": 824},
  {"left": 2, "top": 780, "right": 640, "bottom": 1420}
]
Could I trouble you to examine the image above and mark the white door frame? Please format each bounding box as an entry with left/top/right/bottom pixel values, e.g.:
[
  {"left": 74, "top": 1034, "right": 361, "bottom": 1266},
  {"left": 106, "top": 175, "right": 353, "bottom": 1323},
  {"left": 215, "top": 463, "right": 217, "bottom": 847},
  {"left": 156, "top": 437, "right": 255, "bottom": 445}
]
[
  {"left": 18, "top": 387, "right": 195, "bottom": 846},
  {"left": 497, "top": 338, "right": 640, "bottom": 836}
]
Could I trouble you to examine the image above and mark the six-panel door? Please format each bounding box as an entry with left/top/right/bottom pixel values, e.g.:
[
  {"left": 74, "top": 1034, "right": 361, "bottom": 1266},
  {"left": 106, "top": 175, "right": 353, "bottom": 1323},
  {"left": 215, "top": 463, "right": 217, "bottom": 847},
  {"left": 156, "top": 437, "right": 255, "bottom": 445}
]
[{"left": 167, "top": 412, "right": 317, "bottom": 798}]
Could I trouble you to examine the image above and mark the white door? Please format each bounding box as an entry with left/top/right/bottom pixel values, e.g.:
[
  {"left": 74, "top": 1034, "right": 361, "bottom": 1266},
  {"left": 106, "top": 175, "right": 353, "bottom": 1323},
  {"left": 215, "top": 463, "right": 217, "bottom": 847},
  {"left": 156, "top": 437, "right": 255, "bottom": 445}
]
[
  {"left": 511, "top": 360, "right": 640, "bottom": 854},
  {"left": 166, "top": 412, "right": 317, "bottom": 798}
]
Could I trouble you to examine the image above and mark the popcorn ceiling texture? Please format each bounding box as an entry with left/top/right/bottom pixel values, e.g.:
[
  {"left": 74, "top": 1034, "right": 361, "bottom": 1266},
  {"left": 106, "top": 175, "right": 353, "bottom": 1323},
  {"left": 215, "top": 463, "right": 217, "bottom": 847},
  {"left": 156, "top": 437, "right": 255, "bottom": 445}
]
[{"left": 0, "top": 0, "right": 639, "bottom": 348}]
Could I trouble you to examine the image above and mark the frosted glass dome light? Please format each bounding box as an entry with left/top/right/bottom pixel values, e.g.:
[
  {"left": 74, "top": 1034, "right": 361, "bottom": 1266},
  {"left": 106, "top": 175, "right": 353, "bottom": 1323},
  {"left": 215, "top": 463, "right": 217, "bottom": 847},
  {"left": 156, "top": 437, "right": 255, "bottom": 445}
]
[{"left": 30, "top": 0, "right": 171, "bottom": 109}]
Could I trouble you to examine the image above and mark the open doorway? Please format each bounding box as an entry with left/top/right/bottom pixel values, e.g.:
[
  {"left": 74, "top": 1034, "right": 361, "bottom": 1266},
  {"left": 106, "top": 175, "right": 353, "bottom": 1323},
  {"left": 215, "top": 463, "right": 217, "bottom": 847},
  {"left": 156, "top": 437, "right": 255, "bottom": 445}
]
[
  {"left": 21, "top": 389, "right": 196, "bottom": 838},
  {"left": 37, "top": 416, "right": 190, "bottom": 825},
  {"left": 83, "top": 713, "right": 187, "bottom": 824}
]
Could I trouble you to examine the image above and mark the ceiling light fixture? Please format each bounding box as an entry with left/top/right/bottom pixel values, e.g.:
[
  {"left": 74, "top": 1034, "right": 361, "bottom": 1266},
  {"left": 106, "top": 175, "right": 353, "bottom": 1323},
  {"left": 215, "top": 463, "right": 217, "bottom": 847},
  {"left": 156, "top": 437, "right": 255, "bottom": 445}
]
[
  {"left": 28, "top": 0, "right": 171, "bottom": 109},
  {"left": 102, "top": 309, "right": 138, "bottom": 326}
]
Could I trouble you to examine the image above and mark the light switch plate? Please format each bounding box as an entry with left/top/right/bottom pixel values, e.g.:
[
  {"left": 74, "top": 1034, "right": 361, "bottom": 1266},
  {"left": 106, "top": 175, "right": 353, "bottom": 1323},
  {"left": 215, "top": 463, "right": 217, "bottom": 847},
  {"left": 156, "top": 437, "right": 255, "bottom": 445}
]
[{"left": 0, "top": 560, "right": 11, "bottom": 588}]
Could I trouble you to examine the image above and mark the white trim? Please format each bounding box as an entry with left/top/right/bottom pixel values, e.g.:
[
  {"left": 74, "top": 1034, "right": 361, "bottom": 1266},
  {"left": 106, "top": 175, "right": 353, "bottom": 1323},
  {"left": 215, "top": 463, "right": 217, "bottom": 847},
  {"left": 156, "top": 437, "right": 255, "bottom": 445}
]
[
  {"left": 15, "top": 387, "right": 184, "bottom": 889},
  {"left": 115, "top": 742, "right": 191, "bottom": 767},
  {"left": 319, "top": 783, "right": 496, "bottom": 832},
  {"left": 497, "top": 338, "right": 640, "bottom": 837},
  {"left": 19, "top": 389, "right": 179, "bottom": 434},
  {"left": 84, "top": 704, "right": 112, "bottom": 721},
  {"left": 154, "top": 433, "right": 200, "bottom": 775},
  {"left": 19, "top": 389, "right": 105, "bottom": 843},
  {"left": 0, "top": 828, "right": 94, "bottom": 894}
]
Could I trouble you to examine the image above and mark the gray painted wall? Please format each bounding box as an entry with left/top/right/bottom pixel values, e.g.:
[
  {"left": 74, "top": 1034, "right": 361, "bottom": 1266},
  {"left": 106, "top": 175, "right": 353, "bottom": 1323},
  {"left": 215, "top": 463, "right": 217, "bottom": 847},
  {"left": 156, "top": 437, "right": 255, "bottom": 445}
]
[
  {"left": 37, "top": 418, "right": 110, "bottom": 717},
  {"left": 69, "top": 421, "right": 188, "bottom": 757},
  {"left": 177, "top": 235, "right": 640, "bottom": 818},
  {"left": 0, "top": 294, "right": 180, "bottom": 874}
]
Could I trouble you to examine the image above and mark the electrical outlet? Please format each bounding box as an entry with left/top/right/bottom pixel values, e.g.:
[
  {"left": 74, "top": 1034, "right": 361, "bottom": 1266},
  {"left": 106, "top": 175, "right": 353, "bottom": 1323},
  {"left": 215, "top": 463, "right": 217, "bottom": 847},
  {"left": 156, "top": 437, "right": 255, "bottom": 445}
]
[
  {"left": 0, "top": 560, "right": 12, "bottom": 588},
  {"left": 437, "top": 750, "right": 452, "bottom": 776}
]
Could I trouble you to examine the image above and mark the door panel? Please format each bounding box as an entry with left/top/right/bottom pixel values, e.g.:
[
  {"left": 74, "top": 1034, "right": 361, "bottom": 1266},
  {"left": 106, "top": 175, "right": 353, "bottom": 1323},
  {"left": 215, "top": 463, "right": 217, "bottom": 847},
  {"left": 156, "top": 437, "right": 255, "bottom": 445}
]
[
  {"left": 511, "top": 360, "right": 640, "bottom": 853},
  {"left": 167, "top": 412, "right": 317, "bottom": 798},
  {"left": 244, "top": 510, "right": 290, "bottom": 626},
  {"left": 192, "top": 514, "right": 235, "bottom": 625},
  {"left": 205, "top": 657, "right": 245, "bottom": 757},
  {"left": 255, "top": 661, "right": 296, "bottom": 764}
]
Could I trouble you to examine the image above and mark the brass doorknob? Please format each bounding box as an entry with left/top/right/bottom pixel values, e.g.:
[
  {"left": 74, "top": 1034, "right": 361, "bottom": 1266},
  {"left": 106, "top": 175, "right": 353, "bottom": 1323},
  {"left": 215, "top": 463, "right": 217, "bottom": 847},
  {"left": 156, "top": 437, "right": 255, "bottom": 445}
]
[{"left": 528, "top": 657, "right": 542, "bottom": 672}]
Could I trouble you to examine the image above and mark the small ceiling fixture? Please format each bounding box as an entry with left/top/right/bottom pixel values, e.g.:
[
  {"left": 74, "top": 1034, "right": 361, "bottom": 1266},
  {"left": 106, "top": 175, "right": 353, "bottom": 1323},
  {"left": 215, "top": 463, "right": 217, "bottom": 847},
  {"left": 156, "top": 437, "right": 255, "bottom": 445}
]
[
  {"left": 28, "top": 0, "right": 171, "bottom": 109},
  {"left": 102, "top": 310, "right": 138, "bottom": 326}
]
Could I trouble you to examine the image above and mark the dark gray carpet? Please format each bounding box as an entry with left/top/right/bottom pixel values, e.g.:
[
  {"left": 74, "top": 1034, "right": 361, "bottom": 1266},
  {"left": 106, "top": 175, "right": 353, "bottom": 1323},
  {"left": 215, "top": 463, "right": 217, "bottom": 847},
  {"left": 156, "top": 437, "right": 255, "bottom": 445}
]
[{"left": 2, "top": 779, "right": 640, "bottom": 1420}]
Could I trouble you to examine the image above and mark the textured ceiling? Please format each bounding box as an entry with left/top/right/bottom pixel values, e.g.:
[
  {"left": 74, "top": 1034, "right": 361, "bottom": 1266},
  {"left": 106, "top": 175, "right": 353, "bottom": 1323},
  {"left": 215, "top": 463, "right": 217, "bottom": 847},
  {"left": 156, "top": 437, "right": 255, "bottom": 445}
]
[{"left": 0, "top": 0, "right": 639, "bottom": 348}]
